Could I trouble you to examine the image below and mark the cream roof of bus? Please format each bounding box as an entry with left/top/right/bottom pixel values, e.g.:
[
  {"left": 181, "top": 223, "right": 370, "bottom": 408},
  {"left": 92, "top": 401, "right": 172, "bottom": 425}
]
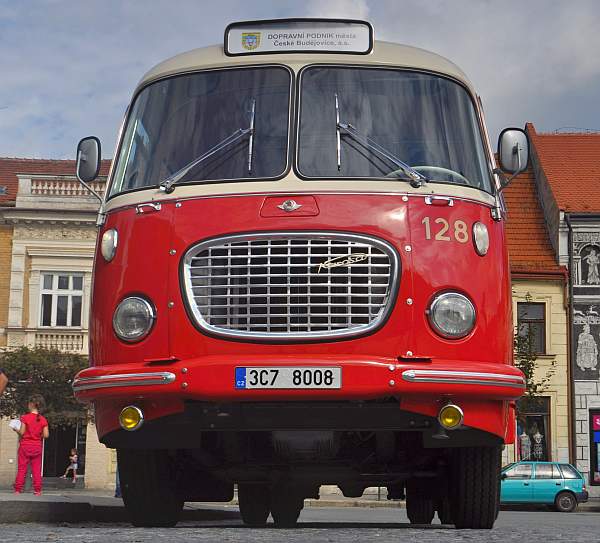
[{"left": 137, "top": 41, "right": 475, "bottom": 94}]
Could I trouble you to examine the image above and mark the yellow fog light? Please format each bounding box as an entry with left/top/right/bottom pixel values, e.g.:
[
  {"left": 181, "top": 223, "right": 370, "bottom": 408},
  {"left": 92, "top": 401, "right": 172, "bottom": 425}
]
[
  {"left": 438, "top": 404, "right": 463, "bottom": 430},
  {"left": 119, "top": 406, "right": 144, "bottom": 431}
]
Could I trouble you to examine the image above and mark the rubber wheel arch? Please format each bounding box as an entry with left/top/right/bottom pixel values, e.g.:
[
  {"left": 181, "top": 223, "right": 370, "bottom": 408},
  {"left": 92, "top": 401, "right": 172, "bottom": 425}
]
[{"left": 118, "top": 449, "right": 183, "bottom": 527}]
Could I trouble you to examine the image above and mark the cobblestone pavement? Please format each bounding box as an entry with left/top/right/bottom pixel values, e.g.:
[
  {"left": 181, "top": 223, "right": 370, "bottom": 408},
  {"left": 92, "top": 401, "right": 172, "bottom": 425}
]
[{"left": 0, "top": 507, "right": 597, "bottom": 542}]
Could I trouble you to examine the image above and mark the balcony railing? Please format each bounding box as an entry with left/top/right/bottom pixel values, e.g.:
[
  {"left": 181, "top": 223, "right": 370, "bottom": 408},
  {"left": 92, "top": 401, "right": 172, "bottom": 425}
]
[
  {"left": 34, "top": 331, "right": 86, "bottom": 353},
  {"left": 16, "top": 175, "right": 106, "bottom": 210},
  {"left": 30, "top": 178, "right": 106, "bottom": 198}
]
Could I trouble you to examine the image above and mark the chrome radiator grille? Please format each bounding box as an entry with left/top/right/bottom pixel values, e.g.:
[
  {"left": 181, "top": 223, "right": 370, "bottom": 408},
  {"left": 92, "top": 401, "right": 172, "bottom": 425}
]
[{"left": 182, "top": 232, "right": 399, "bottom": 340}]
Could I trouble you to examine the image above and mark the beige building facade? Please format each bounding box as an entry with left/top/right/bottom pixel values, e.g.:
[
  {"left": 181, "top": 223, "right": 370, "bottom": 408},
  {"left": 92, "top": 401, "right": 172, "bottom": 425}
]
[
  {"left": 502, "top": 162, "right": 571, "bottom": 468},
  {"left": 504, "top": 279, "right": 570, "bottom": 464},
  {"left": 0, "top": 159, "right": 115, "bottom": 489}
]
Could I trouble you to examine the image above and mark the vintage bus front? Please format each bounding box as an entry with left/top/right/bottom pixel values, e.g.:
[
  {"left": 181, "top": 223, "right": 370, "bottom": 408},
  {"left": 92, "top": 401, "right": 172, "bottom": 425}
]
[{"left": 73, "top": 20, "right": 527, "bottom": 529}]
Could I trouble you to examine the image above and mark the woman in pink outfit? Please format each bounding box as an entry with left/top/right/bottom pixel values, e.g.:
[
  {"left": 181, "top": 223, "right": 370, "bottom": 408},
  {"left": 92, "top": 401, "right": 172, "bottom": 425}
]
[{"left": 12, "top": 395, "right": 49, "bottom": 495}]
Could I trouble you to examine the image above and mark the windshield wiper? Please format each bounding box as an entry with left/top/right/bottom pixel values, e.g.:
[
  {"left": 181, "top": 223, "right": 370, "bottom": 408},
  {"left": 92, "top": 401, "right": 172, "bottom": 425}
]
[
  {"left": 334, "top": 94, "right": 427, "bottom": 187},
  {"left": 160, "top": 98, "right": 256, "bottom": 193}
]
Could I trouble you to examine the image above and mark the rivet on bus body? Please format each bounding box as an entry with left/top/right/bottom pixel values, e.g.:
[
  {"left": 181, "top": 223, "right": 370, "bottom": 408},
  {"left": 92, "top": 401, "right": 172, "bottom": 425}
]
[
  {"left": 168, "top": 301, "right": 174, "bottom": 308},
  {"left": 389, "top": 380, "right": 395, "bottom": 387},
  {"left": 181, "top": 382, "right": 188, "bottom": 389},
  {"left": 402, "top": 196, "right": 408, "bottom": 202},
  {"left": 404, "top": 245, "right": 412, "bottom": 252},
  {"left": 181, "top": 367, "right": 188, "bottom": 374},
  {"left": 406, "top": 351, "right": 413, "bottom": 357},
  {"left": 388, "top": 364, "right": 395, "bottom": 371},
  {"left": 169, "top": 249, "right": 176, "bottom": 255},
  {"left": 406, "top": 298, "right": 413, "bottom": 305}
]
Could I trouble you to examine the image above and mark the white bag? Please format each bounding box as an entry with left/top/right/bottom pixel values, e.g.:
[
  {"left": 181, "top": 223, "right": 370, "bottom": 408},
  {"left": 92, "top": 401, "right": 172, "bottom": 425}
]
[{"left": 8, "top": 419, "right": 21, "bottom": 431}]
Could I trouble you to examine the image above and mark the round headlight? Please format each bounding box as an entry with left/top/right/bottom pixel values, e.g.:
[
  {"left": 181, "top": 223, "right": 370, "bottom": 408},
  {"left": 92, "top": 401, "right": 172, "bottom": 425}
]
[
  {"left": 113, "top": 296, "right": 155, "bottom": 342},
  {"left": 428, "top": 292, "right": 476, "bottom": 339},
  {"left": 101, "top": 229, "right": 118, "bottom": 262},
  {"left": 472, "top": 222, "right": 489, "bottom": 256}
]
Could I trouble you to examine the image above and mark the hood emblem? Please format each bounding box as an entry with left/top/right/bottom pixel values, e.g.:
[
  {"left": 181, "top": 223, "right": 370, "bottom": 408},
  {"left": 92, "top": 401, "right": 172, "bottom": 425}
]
[
  {"left": 277, "top": 199, "right": 302, "bottom": 212},
  {"left": 318, "top": 253, "right": 369, "bottom": 273}
]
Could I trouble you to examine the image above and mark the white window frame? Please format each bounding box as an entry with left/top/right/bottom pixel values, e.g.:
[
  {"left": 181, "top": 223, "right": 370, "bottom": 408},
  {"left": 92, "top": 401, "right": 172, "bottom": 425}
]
[{"left": 39, "top": 273, "right": 84, "bottom": 328}]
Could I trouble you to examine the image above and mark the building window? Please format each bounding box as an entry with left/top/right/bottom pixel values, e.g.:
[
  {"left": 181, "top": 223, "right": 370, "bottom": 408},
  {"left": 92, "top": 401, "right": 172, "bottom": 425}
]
[
  {"left": 40, "top": 273, "right": 83, "bottom": 327},
  {"left": 591, "top": 411, "right": 600, "bottom": 486},
  {"left": 517, "top": 302, "right": 546, "bottom": 354},
  {"left": 517, "top": 397, "right": 551, "bottom": 461}
]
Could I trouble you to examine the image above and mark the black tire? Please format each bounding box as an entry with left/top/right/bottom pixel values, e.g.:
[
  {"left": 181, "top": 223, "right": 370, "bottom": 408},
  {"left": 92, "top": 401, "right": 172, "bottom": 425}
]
[
  {"left": 406, "top": 484, "right": 435, "bottom": 525},
  {"left": 270, "top": 494, "right": 303, "bottom": 528},
  {"left": 436, "top": 498, "right": 453, "bottom": 524},
  {"left": 450, "top": 446, "right": 501, "bottom": 529},
  {"left": 117, "top": 449, "right": 183, "bottom": 527},
  {"left": 238, "top": 484, "right": 270, "bottom": 526},
  {"left": 554, "top": 491, "right": 577, "bottom": 513}
]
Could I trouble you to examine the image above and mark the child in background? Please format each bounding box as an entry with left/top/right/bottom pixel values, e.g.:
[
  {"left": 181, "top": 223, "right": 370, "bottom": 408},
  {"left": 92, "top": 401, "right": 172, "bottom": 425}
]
[
  {"left": 61, "top": 448, "right": 79, "bottom": 483},
  {"left": 12, "top": 395, "right": 49, "bottom": 495}
]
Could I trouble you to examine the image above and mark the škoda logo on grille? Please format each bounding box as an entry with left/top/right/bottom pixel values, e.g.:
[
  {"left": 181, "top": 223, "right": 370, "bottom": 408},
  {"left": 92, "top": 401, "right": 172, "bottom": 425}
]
[{"left": 317, "top": 253, "right": 369, "bottom": 273}]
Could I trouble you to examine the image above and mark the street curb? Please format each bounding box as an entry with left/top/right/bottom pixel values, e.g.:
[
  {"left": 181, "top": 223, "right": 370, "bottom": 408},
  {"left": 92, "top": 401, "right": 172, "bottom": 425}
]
[{"left": 0, "top": 501, "right": 240, "bottom": 524}]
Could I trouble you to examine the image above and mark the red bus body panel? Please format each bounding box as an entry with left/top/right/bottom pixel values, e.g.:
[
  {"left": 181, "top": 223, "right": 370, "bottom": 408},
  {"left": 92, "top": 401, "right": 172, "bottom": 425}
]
[{"left": 80, "top": 192, "right": 521, "bottom": 442}]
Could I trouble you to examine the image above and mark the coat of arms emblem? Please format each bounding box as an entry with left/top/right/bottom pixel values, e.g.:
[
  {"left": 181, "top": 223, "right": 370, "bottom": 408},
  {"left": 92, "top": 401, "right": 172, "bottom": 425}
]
[{"left": 242, "top": 32, "right": 261, "bottom": 51}]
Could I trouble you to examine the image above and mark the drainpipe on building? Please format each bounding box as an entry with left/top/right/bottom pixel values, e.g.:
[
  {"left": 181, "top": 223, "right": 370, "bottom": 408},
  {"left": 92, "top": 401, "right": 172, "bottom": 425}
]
[{"left": 565, "top": 213, "right": 576, "bottom": 464}]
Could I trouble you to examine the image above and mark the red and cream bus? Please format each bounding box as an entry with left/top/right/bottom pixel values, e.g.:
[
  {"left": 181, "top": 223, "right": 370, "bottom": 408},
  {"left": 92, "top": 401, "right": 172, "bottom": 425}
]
[{"left": 73, "top": 19, "right": 528, "bottom": 529}]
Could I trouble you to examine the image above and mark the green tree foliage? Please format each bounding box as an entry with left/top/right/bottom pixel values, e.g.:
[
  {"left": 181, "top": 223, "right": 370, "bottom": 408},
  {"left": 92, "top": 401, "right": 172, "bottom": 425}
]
[
  {"left": 0, "top": 347, "right": 88, "bottom": 429},
  {"left": 514, "top": 294, "right": 556, "bottom": 417}
]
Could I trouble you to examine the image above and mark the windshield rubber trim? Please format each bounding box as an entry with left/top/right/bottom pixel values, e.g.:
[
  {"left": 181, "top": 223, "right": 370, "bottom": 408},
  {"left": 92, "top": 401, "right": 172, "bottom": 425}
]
[
  {"left": 105, "top": 64, "right": 295, "bottom": 202},
  {"left": 293, "top": 63, "right": 496, "bottom": 197}
]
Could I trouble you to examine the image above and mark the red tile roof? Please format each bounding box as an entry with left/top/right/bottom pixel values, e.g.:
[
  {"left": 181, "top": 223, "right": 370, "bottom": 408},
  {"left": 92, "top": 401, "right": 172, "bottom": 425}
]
[
  {"left": 0, "top": 157, "right": 111, "bottom": 205},
  {"left": 527, "top": 123, "right": 600, "bottom": 213},
  {"left": 503, "top": 164, "right": 564, "bottom": 276}
]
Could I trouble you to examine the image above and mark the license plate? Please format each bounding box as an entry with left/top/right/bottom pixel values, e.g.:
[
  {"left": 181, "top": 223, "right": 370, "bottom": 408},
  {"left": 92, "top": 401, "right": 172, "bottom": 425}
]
[{"left": 235, "top": 367, "right": 341, "bottom": 389}]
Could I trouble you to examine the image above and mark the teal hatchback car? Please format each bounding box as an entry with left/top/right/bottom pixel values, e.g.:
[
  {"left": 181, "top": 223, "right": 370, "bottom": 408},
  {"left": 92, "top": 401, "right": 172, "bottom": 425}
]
[{"left": 501, "top": 461, "right": 588, "bottom": 512}]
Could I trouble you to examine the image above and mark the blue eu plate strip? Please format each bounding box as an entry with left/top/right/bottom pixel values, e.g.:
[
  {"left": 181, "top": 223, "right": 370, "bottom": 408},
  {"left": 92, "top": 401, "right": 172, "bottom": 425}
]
[{"left": 235, "top": 367, "right": 247, "bottom": 389}]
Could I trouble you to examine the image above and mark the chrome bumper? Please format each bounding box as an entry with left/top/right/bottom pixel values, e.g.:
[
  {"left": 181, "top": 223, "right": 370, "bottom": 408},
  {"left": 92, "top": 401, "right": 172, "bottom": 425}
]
[{"left": 72, "top": 371, "right": 176, "bottom": 392}]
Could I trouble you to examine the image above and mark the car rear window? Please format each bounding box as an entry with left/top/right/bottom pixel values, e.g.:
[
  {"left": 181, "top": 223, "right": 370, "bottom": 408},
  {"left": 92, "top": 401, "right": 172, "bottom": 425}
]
[{"left": 559, "top": 464, "right": 581, "bottom": 479}]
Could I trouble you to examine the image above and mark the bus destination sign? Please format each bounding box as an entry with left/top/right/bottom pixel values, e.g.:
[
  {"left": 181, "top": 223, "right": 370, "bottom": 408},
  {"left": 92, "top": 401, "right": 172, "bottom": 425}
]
[{"left": 225, "top": 19, "right": 373, "bottom": 56}]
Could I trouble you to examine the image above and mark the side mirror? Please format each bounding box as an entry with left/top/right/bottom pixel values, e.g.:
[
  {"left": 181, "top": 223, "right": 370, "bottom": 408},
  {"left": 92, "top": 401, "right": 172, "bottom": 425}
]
[
  {"left": 498, "top": 128, "right": 529, "bottom": 175},
  {"left": 501, "top": 473, "right": 508, "bottom": 480},
  {"left": 76, "top": 136, "right": 101, "bottom": 184}
]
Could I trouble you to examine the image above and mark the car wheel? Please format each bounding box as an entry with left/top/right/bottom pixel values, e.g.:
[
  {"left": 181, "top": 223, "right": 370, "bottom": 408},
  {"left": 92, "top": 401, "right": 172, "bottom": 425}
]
[
  {"left": 118, "top": 449, "right": 183, "bottom": 527},
  {"left": 238, "top": 484, "right": 270, "bottom": 526},
  {"left": 554, "top": 491, "right": 577, "bottom": 513},
  {"left": 449, "top": 446, "right": 501, "bottom": 529}
]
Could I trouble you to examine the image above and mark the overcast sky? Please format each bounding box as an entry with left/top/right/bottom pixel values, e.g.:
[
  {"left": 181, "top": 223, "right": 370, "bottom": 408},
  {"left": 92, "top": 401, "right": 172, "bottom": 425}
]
[{"left": 1, "top": 0, "right": 600, "bottom": 159}]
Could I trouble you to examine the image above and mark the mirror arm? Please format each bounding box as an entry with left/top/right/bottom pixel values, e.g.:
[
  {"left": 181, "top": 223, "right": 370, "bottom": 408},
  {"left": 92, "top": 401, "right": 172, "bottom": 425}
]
[{"left": 494, "top": 167, "right": 521, "bottom": 189}]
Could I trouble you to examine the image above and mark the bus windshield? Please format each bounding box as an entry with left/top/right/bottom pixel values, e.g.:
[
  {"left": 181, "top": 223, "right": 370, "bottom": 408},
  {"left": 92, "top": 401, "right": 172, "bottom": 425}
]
[
  {"left": 298, "top": 67, "right": 492, "bottom": 192},
  {"left": 110, "top": 66, "right": 291, "bottom": 197}
]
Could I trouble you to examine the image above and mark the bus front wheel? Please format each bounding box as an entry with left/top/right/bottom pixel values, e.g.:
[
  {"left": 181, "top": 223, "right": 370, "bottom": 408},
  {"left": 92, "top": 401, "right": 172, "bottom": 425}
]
[
  {"left": 450, "top": 446, "right": 501, "bottom": 529},
  {"left": 117, "top": 449, "right": 183, "bottom": 527}
]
